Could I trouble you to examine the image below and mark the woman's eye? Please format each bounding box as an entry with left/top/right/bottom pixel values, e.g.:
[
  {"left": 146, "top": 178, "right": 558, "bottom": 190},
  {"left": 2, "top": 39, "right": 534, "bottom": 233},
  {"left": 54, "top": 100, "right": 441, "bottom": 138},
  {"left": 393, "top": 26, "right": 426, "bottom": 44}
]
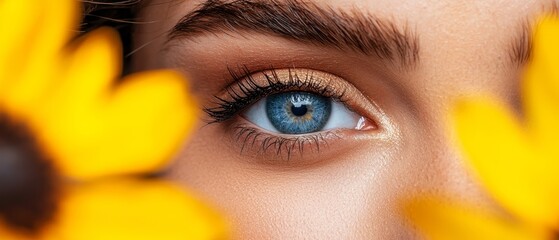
[{"left": 243, "top": 91, "right": 365, "bottom": 134}]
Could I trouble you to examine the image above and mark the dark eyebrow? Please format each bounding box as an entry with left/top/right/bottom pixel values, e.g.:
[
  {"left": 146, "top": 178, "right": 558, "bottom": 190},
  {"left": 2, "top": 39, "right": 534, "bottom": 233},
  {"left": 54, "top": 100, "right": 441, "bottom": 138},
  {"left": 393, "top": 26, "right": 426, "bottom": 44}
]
[
  {"left": 509, "top": 23, "right": 531, "bottom": 66},
  {"left": 509, "top": 2, "right": 559, "bottom": 66},
  {"left": 168, "top": 0, "right": 420, "bottom": 69}
]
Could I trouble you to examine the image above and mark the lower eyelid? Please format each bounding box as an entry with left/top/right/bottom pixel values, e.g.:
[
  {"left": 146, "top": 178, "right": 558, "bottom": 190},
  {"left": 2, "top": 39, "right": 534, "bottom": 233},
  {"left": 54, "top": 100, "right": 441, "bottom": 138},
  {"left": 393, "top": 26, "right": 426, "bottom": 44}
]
[
  {"left": 227, "top": 114, "right": 383, "bottom": 163},
  {"left": 222, "top": 112, "right": 394, "bottom": 164},
  {"left": 228, "top": 121, "right": 343, "bottom": 162}
]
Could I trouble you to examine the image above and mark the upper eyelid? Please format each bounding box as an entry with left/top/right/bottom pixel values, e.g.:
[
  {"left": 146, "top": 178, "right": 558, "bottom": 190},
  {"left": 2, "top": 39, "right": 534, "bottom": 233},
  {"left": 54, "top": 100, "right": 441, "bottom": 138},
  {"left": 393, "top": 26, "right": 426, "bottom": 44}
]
[{"left": 204, "top": 66, "right": 352, "bottom": 123}]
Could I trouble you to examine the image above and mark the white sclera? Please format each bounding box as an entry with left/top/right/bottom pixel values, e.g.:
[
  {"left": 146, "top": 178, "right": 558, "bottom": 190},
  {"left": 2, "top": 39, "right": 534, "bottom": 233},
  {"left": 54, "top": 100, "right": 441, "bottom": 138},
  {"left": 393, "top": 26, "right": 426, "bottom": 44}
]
[
  {"left": 243, "top": 97, "right": 362, "bottom": 134},
  {"left": 243, "top": 97, "right": 277, "bottom": 132},
  {"left": 322, "top": 101, "right": 362, "bottom": 130}
]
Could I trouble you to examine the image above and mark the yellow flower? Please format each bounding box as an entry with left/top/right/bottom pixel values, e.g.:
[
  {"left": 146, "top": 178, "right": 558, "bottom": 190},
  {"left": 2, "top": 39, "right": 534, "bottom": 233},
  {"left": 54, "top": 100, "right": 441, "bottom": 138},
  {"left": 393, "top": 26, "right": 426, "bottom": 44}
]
[
  {"left": 0, "top": 0, "right": 226, "bottom": 239},
  {"left": 405, "top": 16, "right": 559, "bottom": 240}
]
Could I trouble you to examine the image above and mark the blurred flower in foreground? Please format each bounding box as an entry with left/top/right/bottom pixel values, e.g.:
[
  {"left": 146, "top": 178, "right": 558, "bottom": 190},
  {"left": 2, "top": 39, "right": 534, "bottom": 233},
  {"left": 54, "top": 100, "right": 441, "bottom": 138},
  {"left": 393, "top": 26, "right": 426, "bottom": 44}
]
[
  {"left": 405, "top": 16, "right": 559, "bottom": 240},
  {"left": 0, "top": 0, "right": 226, "bottom": 239}
]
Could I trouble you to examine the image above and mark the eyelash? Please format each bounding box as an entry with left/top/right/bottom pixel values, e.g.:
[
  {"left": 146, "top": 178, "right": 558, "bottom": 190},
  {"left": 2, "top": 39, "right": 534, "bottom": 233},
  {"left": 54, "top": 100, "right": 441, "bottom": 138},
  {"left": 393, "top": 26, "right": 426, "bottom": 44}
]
[
  {"left": 231, "top": 123, "right": 341, "bottom": 160},
  {"left": 204, "top": 65, "right": 348, "bottom": 123},
  {"left": 204, "top": 65, "right": 354, "bottom": 160}
]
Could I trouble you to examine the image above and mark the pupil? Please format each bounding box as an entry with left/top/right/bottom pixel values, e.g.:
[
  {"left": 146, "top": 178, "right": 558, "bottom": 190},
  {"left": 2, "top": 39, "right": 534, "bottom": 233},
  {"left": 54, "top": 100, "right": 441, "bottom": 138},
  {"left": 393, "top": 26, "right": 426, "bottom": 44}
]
[{"left": 291, "top": 104, "right": 308, "bottom": 117}]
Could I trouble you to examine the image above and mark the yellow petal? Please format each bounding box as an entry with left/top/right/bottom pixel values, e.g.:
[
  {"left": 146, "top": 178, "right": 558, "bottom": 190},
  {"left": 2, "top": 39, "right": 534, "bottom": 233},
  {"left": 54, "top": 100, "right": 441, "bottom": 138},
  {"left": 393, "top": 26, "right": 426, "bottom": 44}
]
[
  {"left": 102, "top": 71, "right": 198, "bottom": 178},
  {"left": 0, "top": 0, "right": 42, "bottom": 84},
  {"left": 524, "top": 16, "right": 559, "bottom": 157},
  {"left": 46, "top": 28, "right": 121, "bottom": 109},
  {"left": 42, "top": 179, "right": 227, "bottom": 240},
  {"left": 31, "top": 28, "right": 121, "bottom": 158},
  {"left": 404, "top": 197, "right": 548, "bottom": 240},
  {"left": 527, "top": 16, "right": 559, "bottom": 94},
  {"left": 0, "top": 0, "right": 77, "bottom": 116},
  {"left": 522, "top": 67, "right": 559, "bottom": 225},
  {"left": 51, "top": 71, "right": 196, "bottom": 180},
  {"left": 452, "top": 98, "right": 559, "bottom": 226},
  {"left": 31, "top": 28, "right": 197, "bottom": 179}
]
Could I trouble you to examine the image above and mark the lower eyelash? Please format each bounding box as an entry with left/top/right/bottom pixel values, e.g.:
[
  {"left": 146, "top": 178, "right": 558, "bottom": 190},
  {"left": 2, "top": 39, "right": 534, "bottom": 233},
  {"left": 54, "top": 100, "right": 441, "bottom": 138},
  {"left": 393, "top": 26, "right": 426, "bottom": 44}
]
[{"left": 231, "top": 123, "right": 342, "bottom": 161}]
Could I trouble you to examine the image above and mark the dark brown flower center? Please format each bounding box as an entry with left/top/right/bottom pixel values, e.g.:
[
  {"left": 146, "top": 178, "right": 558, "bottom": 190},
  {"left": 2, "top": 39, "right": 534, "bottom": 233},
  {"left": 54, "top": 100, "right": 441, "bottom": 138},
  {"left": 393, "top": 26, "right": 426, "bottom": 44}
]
[{"left": 0, "top": 115, "right": 58, "bottom": 234}]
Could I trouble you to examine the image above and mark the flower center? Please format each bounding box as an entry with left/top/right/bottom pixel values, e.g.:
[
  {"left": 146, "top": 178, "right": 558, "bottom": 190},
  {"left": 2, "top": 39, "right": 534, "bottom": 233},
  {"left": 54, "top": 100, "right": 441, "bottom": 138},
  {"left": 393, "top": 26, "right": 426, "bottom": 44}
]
[{"left": 0, "top": 115, "right": 58, "bottom": 234}]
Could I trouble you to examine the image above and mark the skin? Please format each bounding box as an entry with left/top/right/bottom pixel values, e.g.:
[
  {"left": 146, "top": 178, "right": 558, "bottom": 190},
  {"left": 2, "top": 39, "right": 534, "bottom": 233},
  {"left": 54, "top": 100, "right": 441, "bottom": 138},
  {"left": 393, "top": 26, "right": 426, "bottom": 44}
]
[{"left": 131, "top": 0, "right": 557, "bottom": 238}]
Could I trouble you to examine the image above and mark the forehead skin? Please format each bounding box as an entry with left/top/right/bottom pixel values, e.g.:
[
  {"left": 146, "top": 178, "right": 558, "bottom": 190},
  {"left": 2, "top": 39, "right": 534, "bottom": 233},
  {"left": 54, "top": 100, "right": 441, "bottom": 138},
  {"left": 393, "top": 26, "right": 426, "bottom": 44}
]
[{"left": 133, "top": 0, "right": 556, "bottom": 239}]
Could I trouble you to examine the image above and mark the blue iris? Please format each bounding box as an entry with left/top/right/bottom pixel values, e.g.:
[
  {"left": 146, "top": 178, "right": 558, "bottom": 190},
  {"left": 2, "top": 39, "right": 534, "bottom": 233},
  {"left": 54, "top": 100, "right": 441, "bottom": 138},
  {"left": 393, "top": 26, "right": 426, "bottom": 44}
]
[{"left": 266, "top": 92, "right": 331, "bottom": 134}]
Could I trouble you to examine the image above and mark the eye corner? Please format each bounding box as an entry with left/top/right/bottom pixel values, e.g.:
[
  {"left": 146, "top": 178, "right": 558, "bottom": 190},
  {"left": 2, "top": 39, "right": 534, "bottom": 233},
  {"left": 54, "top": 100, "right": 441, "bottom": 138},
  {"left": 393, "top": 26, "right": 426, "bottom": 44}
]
[{"left": 355, "top": 116, "right": 378, "bottom": 131}]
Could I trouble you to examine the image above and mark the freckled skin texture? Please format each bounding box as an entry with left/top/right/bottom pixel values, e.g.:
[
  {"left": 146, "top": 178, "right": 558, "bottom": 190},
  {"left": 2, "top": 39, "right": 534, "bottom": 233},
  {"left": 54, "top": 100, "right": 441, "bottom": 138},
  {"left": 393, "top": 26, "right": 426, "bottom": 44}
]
[{"left": 132, "top": 0, "right": 557, "bottom": 239}]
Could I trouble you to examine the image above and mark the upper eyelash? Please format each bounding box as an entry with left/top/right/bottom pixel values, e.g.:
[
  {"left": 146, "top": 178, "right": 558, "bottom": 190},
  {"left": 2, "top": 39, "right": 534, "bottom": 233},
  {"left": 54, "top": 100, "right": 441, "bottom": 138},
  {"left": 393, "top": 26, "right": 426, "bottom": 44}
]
[{"left": 204, "top": 65, "right": 348, "bottom": 123}]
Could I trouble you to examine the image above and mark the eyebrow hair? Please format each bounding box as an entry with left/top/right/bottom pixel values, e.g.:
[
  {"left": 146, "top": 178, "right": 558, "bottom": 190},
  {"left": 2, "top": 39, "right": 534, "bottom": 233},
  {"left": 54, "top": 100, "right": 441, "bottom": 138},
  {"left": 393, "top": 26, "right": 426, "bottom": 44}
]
[
  {"left": 168, "top": 0, "right": 420, "bottom": 69},
  {"left": 509, "top": 23, "right": 531, "bottom": 66}
]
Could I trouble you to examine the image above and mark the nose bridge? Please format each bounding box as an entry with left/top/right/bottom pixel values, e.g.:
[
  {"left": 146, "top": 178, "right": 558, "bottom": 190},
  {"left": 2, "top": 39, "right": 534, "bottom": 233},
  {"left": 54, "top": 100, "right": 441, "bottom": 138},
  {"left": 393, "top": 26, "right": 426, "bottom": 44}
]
[
  {"left": 351, "top": 143, "right": 485, "bottom": 239},
  {"left": 405, "top": 8, "right": 520, "bottom": 201},
  {"left": 396, "top": 87, "right": 504, "bottom": 222},
  {"left": 424, "top": 130, "right": 487, "bottom": 200},
  {"left": 344, "top": 117, "right": 484, "bottom": 239}
]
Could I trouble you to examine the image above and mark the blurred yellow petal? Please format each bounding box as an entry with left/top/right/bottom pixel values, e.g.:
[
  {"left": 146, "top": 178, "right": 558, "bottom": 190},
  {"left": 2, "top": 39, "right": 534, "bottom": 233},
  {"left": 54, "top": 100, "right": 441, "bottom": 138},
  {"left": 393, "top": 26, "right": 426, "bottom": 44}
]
[
  {"left": 26, "top": 28, "right": 196, "bottom": 179},
  {"left": 43, "top": 180, "right": 227, "bottom": 240},
  {"left": 0, "top": 0, "right": 41, "bottom": 84},
  {"left": 49, "top": 72, "right": 195, "bottom": 180},
  {"left": 47, "top": 28, "right": 121, "bottom": 108},
  {"left": 29, "top": 28, "right": 117, "bottom": 179},
  {"left": 405, "top": 197, "right": 548, "bottom": 240},
  {"left": 102, "top": 71, "right": 197, "bottom": 178},
  {"left": 0, "top": 0, "right": 77, "bottom": 116},
  {"left": 30, "top": 29, "right": 120, "bottom": 169},
  {"left": 453, "top": 98, "right": 559, "bottom": 226},
  {"left": 522, "top": 70, "right": 559, "bottom": 226},
  {"left": 524, "top": 16, "right": 559, "bottom": 154},
  {"left": 526, "top": 16, "right": 559, "bottom": 93}
]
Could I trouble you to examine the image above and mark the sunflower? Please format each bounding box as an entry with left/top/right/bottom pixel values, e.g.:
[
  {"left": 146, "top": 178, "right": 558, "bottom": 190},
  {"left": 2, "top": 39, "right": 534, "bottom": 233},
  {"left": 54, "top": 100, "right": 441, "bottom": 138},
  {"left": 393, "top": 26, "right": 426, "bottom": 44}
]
[
  {"left": 405, "top": 16, "right": 559, "bottom": 240},
  {"left": 0, "top": 0, "right": 226, "bottom": 239}
]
